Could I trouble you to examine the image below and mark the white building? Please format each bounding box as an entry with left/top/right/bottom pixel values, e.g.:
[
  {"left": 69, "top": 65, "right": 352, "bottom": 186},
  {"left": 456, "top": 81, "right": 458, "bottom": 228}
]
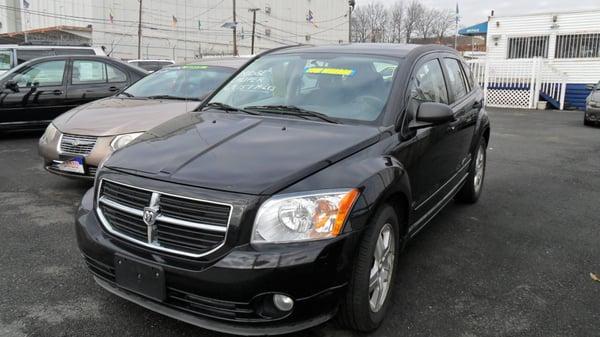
[
  {"left": 485, "top": 9, "right": 600, "bottom": 109},
  {"left": 1, "top": 0, "right": 350, "bottom": 61}
]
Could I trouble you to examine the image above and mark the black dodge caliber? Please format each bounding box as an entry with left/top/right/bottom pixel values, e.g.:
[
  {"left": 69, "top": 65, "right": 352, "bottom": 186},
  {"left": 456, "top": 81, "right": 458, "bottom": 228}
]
[{"left": 76, "top": 44, "right": 490, "bottom": 334}]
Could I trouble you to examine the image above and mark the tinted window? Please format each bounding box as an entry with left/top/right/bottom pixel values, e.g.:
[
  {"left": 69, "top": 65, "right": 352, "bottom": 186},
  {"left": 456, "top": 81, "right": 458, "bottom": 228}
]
[
  {"left": 461, "top": 61, "right": 475, "bottom": 90},
  {"left": 409, "top": 59, "right": 448, "bottom": 104},
  {"left": 210, "top": 54, "right": 400, "bottom": 122},
  {"left": 107, "top": 64, "right": 127, "bottom": 82},
  {"left": 72, "top": 60, "right": 106, "bottom": 84},
  {"left": 16, "top": 49, "right": 53, "bottom": 64},
  {"left": 12, "top": 60, "right": 66, "bottom": 87},
  {"left": 124, "top": 65, "right": 234, "bottom": 100},
  {"left": 53, "top": 48, "right": 95, "bottom": 56},
  {"left": 0, "top": 50, "right": 11, "bottom": 70},
  {"left": 443, "top": 58, "right": 468, "bottom": 102}
]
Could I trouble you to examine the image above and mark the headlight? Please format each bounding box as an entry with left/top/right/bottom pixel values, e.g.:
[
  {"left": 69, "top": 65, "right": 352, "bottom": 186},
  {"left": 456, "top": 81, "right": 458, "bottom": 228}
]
[
  {"left": 110, "top": 132, "right": 143, "bottom": 151},
  {"left": 251, "top": 189, "right": 360, "bottom": 244},
  {"left": 39, "top": 123, "right": 58, "bottom": 144}
]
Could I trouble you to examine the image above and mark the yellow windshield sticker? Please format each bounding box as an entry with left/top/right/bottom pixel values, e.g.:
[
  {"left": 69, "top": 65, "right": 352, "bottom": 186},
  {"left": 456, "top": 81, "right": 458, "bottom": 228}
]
[{"left": 304, "top": 67, "right": 356, "bottom": 76}]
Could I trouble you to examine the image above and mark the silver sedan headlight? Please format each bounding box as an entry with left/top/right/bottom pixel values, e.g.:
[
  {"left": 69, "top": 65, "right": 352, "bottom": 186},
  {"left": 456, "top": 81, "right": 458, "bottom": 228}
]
[
  {"left": 39, "top": 123, "right": 59, "bottom": 145},
  {"left": 110, "top": 132, "right": 143, "bottom": 151},
  {"left": 251, "top": 189, "right": 360, "bottom": 244}
]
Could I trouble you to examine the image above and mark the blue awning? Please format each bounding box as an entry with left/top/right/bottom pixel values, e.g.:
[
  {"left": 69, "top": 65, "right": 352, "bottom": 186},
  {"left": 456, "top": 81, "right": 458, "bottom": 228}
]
[{"left": 459, "top": 22, "right": 487, "bottom": 36}]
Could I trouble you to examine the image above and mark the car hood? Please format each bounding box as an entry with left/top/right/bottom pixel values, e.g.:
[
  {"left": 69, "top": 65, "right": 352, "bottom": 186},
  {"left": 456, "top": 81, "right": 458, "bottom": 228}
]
[
  {"left": 53, "top": 97, "right": 200, "bottom": 136},
  {"left": 589, "top": 91, "right": 600, "bottom": 103},
  {"left": 106, "top": 111, "right": 382, "bottom": 195}
]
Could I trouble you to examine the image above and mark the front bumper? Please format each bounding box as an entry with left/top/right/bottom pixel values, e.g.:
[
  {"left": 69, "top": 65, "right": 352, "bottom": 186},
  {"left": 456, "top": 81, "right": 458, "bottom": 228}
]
[
  {"left": 585, "top": 106, "right": 600, "bottom": 122},
  {"left": 76, "top": 187, "right": 359, "bottom": 335},
  {"left": 38, "top": 130, "right": 115, "bottom": 179}
]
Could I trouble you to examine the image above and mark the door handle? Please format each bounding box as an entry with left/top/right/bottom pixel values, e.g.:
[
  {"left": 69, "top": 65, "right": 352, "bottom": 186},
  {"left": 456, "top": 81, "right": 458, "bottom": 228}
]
[
  {"left": 472, "top": 101, "right": 483, "bottom": 109},
  {"left": 108, "top": 86, "right": 119, "bottom": 92},
  {"left": 52, "top": 90, "right": 63, "bottom": 95}
]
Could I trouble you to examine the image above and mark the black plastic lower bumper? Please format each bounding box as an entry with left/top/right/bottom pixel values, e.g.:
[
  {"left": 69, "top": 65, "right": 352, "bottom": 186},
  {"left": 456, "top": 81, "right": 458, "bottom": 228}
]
[{"left": 76, "top": 187, "right": 358, "bottom": 335}]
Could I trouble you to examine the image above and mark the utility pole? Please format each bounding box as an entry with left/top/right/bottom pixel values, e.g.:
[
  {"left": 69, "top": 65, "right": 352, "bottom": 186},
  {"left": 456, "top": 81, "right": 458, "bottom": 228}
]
[
  {"left": 248, "top": 8, "right": 260, "bottom": 54},
  {"left": 137, "top": 0, "right": 143, "bottom": 59},
  {"left": 348, "top": 0, "right": 355, "bottom": 43},
  {"left": 232, "top": 0, "right": 238, "bottom": 56}
]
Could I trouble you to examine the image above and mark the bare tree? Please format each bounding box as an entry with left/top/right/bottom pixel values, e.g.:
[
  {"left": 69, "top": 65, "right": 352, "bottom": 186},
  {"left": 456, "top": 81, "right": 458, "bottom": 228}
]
[
  {"left": 364, "top": 3, "right": 388, "bottom": 42},
  {"left": 351, "top": 6, "right": 369, "bottom": 42},
  {"left": 403, "top": 0, "right": 423, "bottom": 43},
  {"left": 389, "top": 1, "right": 404, "bottom": 43},
  {"left": 415, "top": 8, "right": 438, "bottom": 39},
  {"left": 431, "top": 9, "right": 455, "bottom": 39}
]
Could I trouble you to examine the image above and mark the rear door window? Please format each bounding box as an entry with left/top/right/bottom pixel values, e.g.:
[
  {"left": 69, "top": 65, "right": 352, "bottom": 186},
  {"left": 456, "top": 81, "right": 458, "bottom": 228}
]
[
  {"left": 443, "top": 58, "right": 469, "bottom": 102},
  {"left": 107, "top": 64, "right": 127, "bottom": 82},
  {"left": 72, "top": 60, "right": 106, "bottom": 84}
]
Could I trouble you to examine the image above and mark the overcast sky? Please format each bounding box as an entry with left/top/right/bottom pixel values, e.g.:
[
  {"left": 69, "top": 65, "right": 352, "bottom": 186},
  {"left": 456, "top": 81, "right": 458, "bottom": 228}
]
[{"left": 358, "top": 0, "right": 600, "bottom": 27}]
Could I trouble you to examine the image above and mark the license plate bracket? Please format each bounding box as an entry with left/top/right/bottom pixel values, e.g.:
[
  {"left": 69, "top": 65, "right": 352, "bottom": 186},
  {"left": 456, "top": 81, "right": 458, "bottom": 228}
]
[{"left": 114, "top": 254, "right": 166, "bottom": 301}]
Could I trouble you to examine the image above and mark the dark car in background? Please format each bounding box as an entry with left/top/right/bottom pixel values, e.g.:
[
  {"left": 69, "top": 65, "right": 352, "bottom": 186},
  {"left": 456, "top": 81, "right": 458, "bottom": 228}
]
[
  {"left": 38, "top": 57, "right": 249, "bottom": 179},
  {"left": 585, "top": 81, "right": 600, "bottom": 126},
  {"left": 0, "top": 55, "right": 147, "bottom": 131},
  {"left": 76, "top": 44, "right": 490, "bottom": 334}
]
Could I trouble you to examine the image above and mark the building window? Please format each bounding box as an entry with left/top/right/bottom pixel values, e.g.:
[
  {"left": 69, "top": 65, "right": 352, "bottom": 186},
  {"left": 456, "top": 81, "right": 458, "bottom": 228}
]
[
  {"left": 507, "top": 36, "right": 549, "bottom": 59},
  {"left": 555, "top": 33, "right": 600, "bottom": 59}
]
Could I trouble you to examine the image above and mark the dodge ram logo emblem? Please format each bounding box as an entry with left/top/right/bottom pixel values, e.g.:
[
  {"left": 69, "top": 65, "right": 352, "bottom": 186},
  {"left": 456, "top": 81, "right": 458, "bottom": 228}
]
[{"left": 143, "top": 206, "right": 159, "bottom": 226}]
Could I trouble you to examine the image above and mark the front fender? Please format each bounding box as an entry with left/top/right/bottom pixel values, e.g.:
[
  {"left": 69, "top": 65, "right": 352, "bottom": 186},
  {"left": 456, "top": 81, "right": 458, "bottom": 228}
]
[{"left": 281, "top": 147, "right": 412, "bottom": 234}]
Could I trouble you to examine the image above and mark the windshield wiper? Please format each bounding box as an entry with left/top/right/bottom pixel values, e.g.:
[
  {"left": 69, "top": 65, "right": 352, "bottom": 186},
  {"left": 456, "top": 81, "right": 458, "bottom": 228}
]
[
  {"left": 243, "top": 105, "right": 339, "bottom": 124},
  {"left": 203, "top": 102, "right": 261, "bottom": 115},
  {"left": 146, "top": 95, "right": 195, "bottom": 101}
]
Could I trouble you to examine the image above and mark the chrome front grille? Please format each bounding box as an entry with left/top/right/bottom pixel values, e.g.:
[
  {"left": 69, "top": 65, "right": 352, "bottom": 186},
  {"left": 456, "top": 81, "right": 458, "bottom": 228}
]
[
  {"left": 96, "top": 179, "right": 231, "bottom": 258},
  {"left": 60, "top": 134, "right": 98, "bottom": 155}
]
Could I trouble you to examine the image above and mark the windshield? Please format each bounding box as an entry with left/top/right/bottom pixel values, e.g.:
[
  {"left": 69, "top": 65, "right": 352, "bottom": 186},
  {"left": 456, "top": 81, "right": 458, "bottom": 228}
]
[
  {"left": 209, "top": 53, "right": 400, "bottom": 123},
  {"left": 124, "top": 65, "right": 234, "bottom": 100}
]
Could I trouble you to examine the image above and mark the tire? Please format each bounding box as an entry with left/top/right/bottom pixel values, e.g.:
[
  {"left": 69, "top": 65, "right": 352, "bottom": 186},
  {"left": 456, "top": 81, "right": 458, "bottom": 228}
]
[
  {"left": 338, "top": 204, "right": 401, "bottom": 332},
  {"left": 455, "top": 138, "right": 487, "bottom": 204},
  {"left": 584, "top": 118, "right": 592, "bottom": 126}
]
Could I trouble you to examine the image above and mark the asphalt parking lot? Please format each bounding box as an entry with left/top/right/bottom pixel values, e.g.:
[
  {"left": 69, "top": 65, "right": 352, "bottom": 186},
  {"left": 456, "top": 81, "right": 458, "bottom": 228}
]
[{"left": 1, "top": 108, "right": 599, "bottom": 337}]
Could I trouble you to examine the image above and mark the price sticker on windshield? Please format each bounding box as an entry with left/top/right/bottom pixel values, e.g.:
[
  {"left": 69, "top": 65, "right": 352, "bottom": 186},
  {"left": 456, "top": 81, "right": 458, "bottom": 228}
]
[
  {"left": 304, "top": 67, "right": 356, "bottom": 76},
  {"left": 182, "top": 65, "right": 209, "bottom": 70}
]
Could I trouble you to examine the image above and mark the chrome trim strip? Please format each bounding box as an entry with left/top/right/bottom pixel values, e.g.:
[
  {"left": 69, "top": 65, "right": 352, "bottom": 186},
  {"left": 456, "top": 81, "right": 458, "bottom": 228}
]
[
  {"left": 99, "top": 196, "right": 144, "bottom": 217},
  {"left": 95, "top": 178, "right": 232, "bottom": 259},
  {"left": 156, "top": 215, "right": 227, "bottom": 233},
  {"left": 414, "top": 158, "right": 471, "bottom": 211},
  {"left": 409, "top": 173, "right": 469, "bottom": 236}
]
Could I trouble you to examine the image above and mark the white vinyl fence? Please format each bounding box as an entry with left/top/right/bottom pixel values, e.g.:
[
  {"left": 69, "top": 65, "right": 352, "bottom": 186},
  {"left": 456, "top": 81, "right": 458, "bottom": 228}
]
[{"left": 466, "top": 58, "right": 567, "bottom": 109}]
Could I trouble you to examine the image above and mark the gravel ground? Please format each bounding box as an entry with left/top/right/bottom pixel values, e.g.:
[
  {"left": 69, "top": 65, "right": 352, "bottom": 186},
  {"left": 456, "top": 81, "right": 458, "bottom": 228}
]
[{"left": 1, "top": 108, "right": 599, "bottom": 337}]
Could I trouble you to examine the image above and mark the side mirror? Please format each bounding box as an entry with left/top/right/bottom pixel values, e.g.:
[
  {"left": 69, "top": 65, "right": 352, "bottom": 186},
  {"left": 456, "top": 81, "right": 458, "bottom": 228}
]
[
  {"left": 5, "top": 79, "right": 19, "bottom": 92},
  {"left": 409, "top": 102, "right": 454, "bottom": 130},
  {"left": 586, "top": 84, "right": 596, "bottom": 90}
]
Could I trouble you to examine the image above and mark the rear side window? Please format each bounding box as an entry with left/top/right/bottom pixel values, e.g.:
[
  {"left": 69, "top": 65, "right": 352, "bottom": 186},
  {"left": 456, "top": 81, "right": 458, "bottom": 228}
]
[
  {"left": 0, "top": 49, "right": 11, "bottom": 70},
  {"left": 53, "top": 48, "right": 95, "bottom": 56},
  {"left": 16, "top": 49, "right": 53, "bottom": 64},
  {"left": 107, "top": 64, "right": 127, "bottom": 82},
  {"left": 443, "top": 58, "right": 469, "bottom": 102},
  {"left": 72, "top": 60, "right": 106, "bottom": 84},
  {"left": 409, "top": 59, "right": 448, "bottom": 104}
]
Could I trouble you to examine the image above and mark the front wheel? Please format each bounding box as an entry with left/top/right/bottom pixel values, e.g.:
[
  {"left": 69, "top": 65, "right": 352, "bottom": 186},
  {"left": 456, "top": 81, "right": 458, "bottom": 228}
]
[
  {"left": 456, "top": 139, "right": 487, "bottom": 203},
  {"left": 338, "top": 205, "right": 400, "bottom": 332}
]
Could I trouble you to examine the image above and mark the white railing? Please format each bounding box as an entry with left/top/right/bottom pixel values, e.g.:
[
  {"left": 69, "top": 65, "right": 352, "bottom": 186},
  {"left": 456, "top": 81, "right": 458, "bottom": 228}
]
[{"left": 466, "top": 58, "right": 567, "bottom": 110}]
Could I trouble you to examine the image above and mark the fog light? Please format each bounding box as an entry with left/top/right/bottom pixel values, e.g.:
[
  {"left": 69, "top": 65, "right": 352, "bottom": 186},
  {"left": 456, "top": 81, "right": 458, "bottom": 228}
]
[{"left": 273, "top": 294, "right": 294, "bottom": 312}]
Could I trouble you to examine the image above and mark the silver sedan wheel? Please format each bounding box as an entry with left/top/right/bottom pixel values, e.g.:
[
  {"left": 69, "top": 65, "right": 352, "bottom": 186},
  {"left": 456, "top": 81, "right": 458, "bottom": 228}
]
[
  {"left": 369, "top": 223, "right": 395, "bottom": 313},
  {"left": 473, "top": 143, "right": 485, "bottom": 193}
]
